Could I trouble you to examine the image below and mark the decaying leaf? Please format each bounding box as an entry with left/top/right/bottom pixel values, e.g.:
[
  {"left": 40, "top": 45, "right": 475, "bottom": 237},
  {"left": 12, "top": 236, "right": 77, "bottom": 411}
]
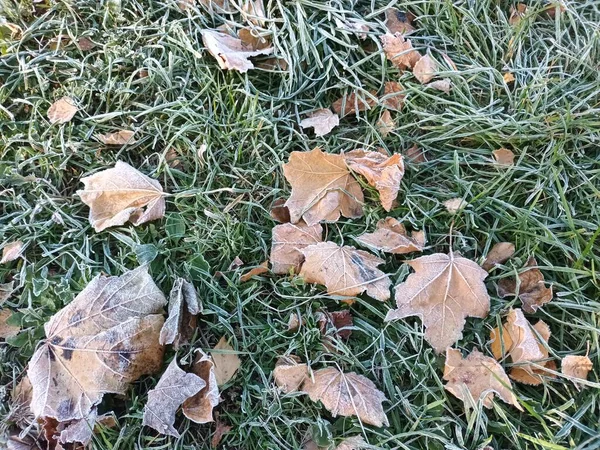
[
  {"left": 238, "top": 28, "right": 271, "bottom": 50},
  {"left": 356, "top": 217, "right": 425, "bottom": 254},
  {"left": 443, "top": 348, "right": 522, "bottom": 410},
  {"left": 58, "top": 407, "right": 98, "bottom": 445},
  {"left": 386, "top": 253, "right": 490, "bottom": 352},
  {"left": 160, "top": 278, "right": 200, "bottom": 347},
  {"left": 211, "top": 418, "right": 232, "bottom": 447},
  {"left": 212, "top": 337, "right": 241, "bottom": 385},
  {"left": 1, "top": 241, "right": 24, "bottom": 263},
  {"left": 77, "top": 37, "right": 96, "bottom": 51},
  {"left": 405, "top": 145, "right": 427, "bottom": 163},
  {"left": 497, "top": 257, "right": 553, "bottom": 313},
  {"left": 270, "top": 222, "right": 323, "bottom": 274},
  {"left": 381, "top": 33, "right": 421, "bottom": 70},
  {"left": 332, "top": 91, "right": 377, "bottom": 117},
  {"left": 492, "top": 148, "right": 515, "bottom": 166},
  {"left": 561, "top": 355, "right": 593, "bottom": 385},
  {"left": 302, "top": 367, "right": 388, "bottom": 427},
  {"left": 98, "top": 130, "right": 136, "bottom": 145},
  {"left": 413, "top": 54, "right": 437, "bottom": 84},
  {"left": 283, "top": 148, "right": 364, "bottom": 225},
  {"left": 335, "top": 435, "right": 368, "bottom": 450},
  {"left": 47, "top": 97, "right": 78, "bottom": 124},
  {"left": 201, "top": 30, "right": 273, "bottom": 73},
  {"left": 443, "top": 198, "right": 468, "bottom": 213},
  {"left": 242, "top": 0, "right": 266, "bottom": 26},
  {"left": 0, "top": 281, "right": 14, "bottom": 304},
  {"left": 0, "top": 308, "right": 20, "bottom": 338},
  {"left": 143, "top": 359, "right": 205, "bottom": 437},
  {"left": 482, "top": 242, "right": 515, "bottom": 271},
  {"left": 316, "top": 309, "right": 353, "bottom": 340},
  {"left": 270, "top": 198, "right": 291, "bottom": 223},
  {"left": 426, "top": 78, "right": 451, "bottom": 94},
  {"left": 6, "top": 435, "right": 37, "bottom": 450},
  {"left": 503, "top": 72, "right": 515, "bottom": 84},
  {"left": 299, "top": 109, "right": 340, "bottom": 137},
  {"left": 509, "top": 4, "right": 528, "bottom": 26},
  {"left": 300, "top": 242, "right": 391, "bottom": 302},
  {"left": 273, "top": 355, "right": 309, "bottom": 393},
  {"left": 384, "top": 8, "right": 415, "bottom": 35},
  {"left": 381, "top": 81, "right": 404, "bottom": 110},
  {"left": 240, "top": 261, "right": 269, "bottom": 282},
  {"left": 344, "top": 149, "right": 404, "bottom": 212},
  {"left": 77, "top": 161, "right": 166, "bottom": 232},
  {"left": 335, "top": 18, "right": 369, "bottom": 40},
  {"left": 27, "top": 266, "right": 167, "bottom": 422},
  {"left": 377, "top": 110, "right": 395, "bottom": 137},
  {"left": 183, "top": 350, "right": 220, "bottom": 423}
]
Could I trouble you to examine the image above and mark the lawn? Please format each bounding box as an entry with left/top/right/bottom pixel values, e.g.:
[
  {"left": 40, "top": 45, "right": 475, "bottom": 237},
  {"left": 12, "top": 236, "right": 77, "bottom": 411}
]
[{"left": 1, "top": 0, "right": 600, "bottom": 449}]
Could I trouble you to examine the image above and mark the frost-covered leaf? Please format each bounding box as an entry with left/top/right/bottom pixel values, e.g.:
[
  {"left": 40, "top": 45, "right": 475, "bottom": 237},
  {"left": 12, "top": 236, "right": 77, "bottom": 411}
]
[
  {"left": 98, "top": 130, "right": 136, "bottom": 145},
  {"left": 273, "top": 355, "right": 308, "bottom": 393},
  {"left": 377, "top": 110, "right": 395, "bottom": 137},
  {"left": 270, "top": 221, "right": 322, "bottom": 274},
  {"left": 201, "top": 29, "right": 273, "bottom": 73},
  {"left": 492, "top": 148, "right": 515, "bottom": 166},
  {"left": 384, "top": 8, "right": 415, "bottom": 34},
  {"left": 561, "top": 355, "right": 593, "bottom": 386},
  {"left": 381, "top": 33, "right": 421, "bottom": 70},
  {"left": 0, "top": 281, "right": 14, "bottom": 304},
  {"left": 159, "top": 278, "right": 200, "bottom": 347},
  {"left": 335, "top": 435, "right": 368, "bottom": 450},
  {"left": 47, "top": 97, "right": 78, "bottom": 124},
  {"left": 0, "top": 309, "right": 20, "bottom": 338},
  {"left": 1, "top": 241, "right": 24, "bottom": 263},
  {"left": 299, "top": 109, "right": 339, "bottom": 137},
  {"left": 212, "top": 337, "right": 241, "bottom": 385},
  {"left": 443, "top": 198, "right": 468, "bottom": 213},
  {"left": 240, "top": 261, "right": 269, "bottom": 282},
  {"left": 481, "top": 242, "right": 515, "bottom": 271},
  {"left": 183, "top": 350, "right": 220, "bottom": 423},
  {"left": 332, "top": 91, "right": 377, "bottom": 117},
  {"left": 498, "top": 257, "right": 552, "bottom": 313},
  {"left": 381, "top": 81, "right": 404, "bottom": 110},
  {"left": 426, "top": 78, "right": 451, "bottom": 94},
  {"left": 335, "top": 18, "right": 369, "bottom": 39},
  {"left": 356, "top": 217, "right": 425, "bottom": 255},
  {"left": 413, "top": 54, "right": 437, "bottom": 84}
]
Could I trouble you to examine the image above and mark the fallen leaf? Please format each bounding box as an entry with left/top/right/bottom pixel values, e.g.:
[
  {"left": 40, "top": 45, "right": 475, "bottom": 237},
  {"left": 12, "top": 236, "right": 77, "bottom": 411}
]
[
  {"left": 201, "top": 29, "right": 273, "bottom": 73},
  {"left": 287, "top": 313, "right": 301, "bottom": 331},
  {"left": 160, "top": 278, "right": 201, "bottom": 347},
  {"left": 385, "top": 252, "right": 490, "bottom": 353},
  {"left": 6, "top": 435, "right": 37, "bottom": 450},
  {"left": 492, "top": 148, "right": 515, "bottom": 166},
  {"left": 270, "top": 198, "right": 291, "bottom": 223},
  {"left": 503, "top": 72, "right": 515, "bottom": 83},
  {"left": 300, "top": 242, "right": 391, "bottom": 302},
  {"left": 283, "top": 148, "right": 363, "bottom": 225},
  {"left": 377, "top": 110, "right": 395, "bottom": 137},
  {"left": 77, "top": 161, "right": 166, "bottom": 232},
  {"left": 443, "top": 348, "right": 522, "bottom": 410},
  {"left": 381, "top": 33, "right": 421, "bottom": 70},
  {"left": 211, "top": 418, "right": 232, "bottom": 447},
  {"left": 10, "top": 375, "right": 33, "bottom": 428},
  {"left": 335, "top": 435, "right": 368, "bottom": 450},
  {"left": 404, "top": 145, "right": 427, "bottom": 163},
  {"left": 509, "top": 4, "right": 528, "bottom": 25},
  {"left": 98, "top": 130, "right": 136, "bottom": 145},
  {"left": 381, "top": 81, "right": 404, "bottom": 110},
  {"left": 47, "top": 97, "right": 78, "bottom": 124},
  {"left": 77, "top": 37, "right": 95, "bottom": 51},
  {"left": 332, "top": 90, "right": 377, "bottom": 117},
  {"left": 242, "top": 0, "right": 266, "bottom": 26},
  {"left": 165, "top": 147, "right": 182, "bottom": 169},
  {"left": 143, "top": 359, "right": 205, "bottom": 437},
  {"left": 0, "top": 281, "right": 14, "bottom": 304},
  {"left": 27, "top": 266, "right": 167, "bottom": 422},
  {"left": 0, "top": 22, "right": 23, "bottom": 40},
  {"left": 316, "top": 309, "right": 353, "bottom": 340},
  {"left": 384, "top": 8, "right": 415, "bottom": 34},
  {"left": 426, "top": 78, "right": 451, "bottom": 94},
  {"left": 344, "top": 149, "right": 404, "bottom": 212},
  {"left": 183, "top": 350, "right": 220, "bottom": 423},
  {"left": 299, "top": 109, "right": 340, "bottom": 137},
  {"left": 302, "top": 367, "right": 388, "bottom": 427},
  {"left": 1, "top": 241, "right": 24, "bottom": 263},
  {"left": 240, "top": 260, "right": 269, "bottom": 282},
  {"left": 335, "top": 18, "right": 370, "bottom": 40},
  {"left": 482, "top": 242, "right": 515, "bottom": 271},
  {"left": 356, "top": 217, "right": 425, "bottom": 254},
  {"left": 273, "top": 355, "right": 309, "bottom": 393},
  {"left": 228, "top": 256, "right": 244, "bottom": 270},
  {"left": 212, "top": 337, "right": 241, "bottom": 385},
  {"left": 561, "top": 355, "right": 593, "bottom": 385},
  {"left": 497, "top": 257, "right": 553, "bottom": 313},
  {"left": 413, "top": 54, "right": 437, "bottom": 84},
  {"left": 0, "top": 309, "right": 20, "bottom": 338},
  {"left": 270, "top": 221, "right": 323, "bottom": 274},
  {"left": 238, "top": 28, "right": 271, "bottom": 50},
  {"left": 58, "top": 407, "right": 98, "bottom": 445},
  {"left": 443, "top": 198, "right": 468, "bottom": 213}
]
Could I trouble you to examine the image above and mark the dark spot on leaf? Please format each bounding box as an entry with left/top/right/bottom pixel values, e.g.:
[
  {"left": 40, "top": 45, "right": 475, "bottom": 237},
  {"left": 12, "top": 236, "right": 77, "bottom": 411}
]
[
  {"left": 57, "top": 399, "right": 74, "bottom": 419},
  {"left": 68, "top": 310, "right": 83, "bottom": 325},
  {"left": 61, "top": 337, "right": 76, "bottom": 360},
  {"left": 350, "top": 253, "right": 378, "bottom": 281},
  {"left": 51, "top": 336, "right": 63, "bottom": 345}
]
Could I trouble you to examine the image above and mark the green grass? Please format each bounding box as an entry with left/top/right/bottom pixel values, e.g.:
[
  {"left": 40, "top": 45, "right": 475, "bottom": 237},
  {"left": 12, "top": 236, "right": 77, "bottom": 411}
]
[{"left": 1, "top": 0, "right": 600, "bottom": 449}]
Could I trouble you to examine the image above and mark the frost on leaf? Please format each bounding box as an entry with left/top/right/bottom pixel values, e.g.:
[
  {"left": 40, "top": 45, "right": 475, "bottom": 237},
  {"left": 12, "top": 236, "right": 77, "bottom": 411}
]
[
  {"left": 143, "top": 359, "right": 205, "bottom": 437},
  {"left": 270, "top": 221, "right": 323, "bottom": 274},
  {"left": 183, "top": 350, "right": 220, "bottom": 423},
  {"left": 273, "top": 355, "right": 308, "bottom": 393},
  {"left": 0, "top": 309, "right": 20, "bottom": 338},
  {"left": 384, "top": 8, "right": 415, "bottom": 35},
  {"left": 381, "top": 33, "right": 421, "bottom": 70},
  {"left": 377, "top": 110, "right": 395, "bottom": 137},
  {"left": 299, "top": 109, "right": 340, "bottom": 137},
  {"left": 332, "top": 91, "right": 377, "bottom": 117},
  {"left": 302, "top": 367, "right": 388, "bottom": 427},
  {"left": 443, "top": 198, "right": 468, "bottom": 213},
  {"left": 492, "top": 148, "right": 515, "bottom": 166},
  {"left": 381, "top": 81, "right": 404, "bottom": 110},
  {"left": 47, "top": 97, "right": 78, "bottom": 124},
  {"left": 201, "top": 30, "right": 273, "bottom": 73},
  {"left": 426, "top": 78, "right": 451, "bottom": 94},
  {"left": 1, "top": 241, "right": 24, "bottom": 264},
  {"left": 335, "top": 435, "right": 368, "bottom": 450},
  {"left": 212, "top": 337, "right": 241, "bottom": 385},
  {"left": 497, "top": 257, "right": 552, "bottom": 313},
  {"left": 300, "top": 242, "right": 391, "bottom": 302},
  {"left": 160, "top": 278, "right": 201, "bottom": 347},
  {"left": 27, "top": 266, "right": 167, "bottom": 422},
  {"left": 385, "top": 253, "right": 490, "bottom": 353},
  {"left": 443, "top": 348, "right": 522, "bottom": 410},
  {"left": 413, "top": 54, "right": 437, "bottom": 84},
  {"left": 240, "top": 261, "right": 269, "bottom": 282},
  {"left": 77, "top": 161, "right": 166, "bottom": 232},
  {"left": 283, "top": 148, "right": 363, "bottom": 226},
  {"left": 481, "top": 242, "right": 515, "bottom": 271},
  {"left": 561, "top": 355, "right": 593, "bottom": 386},
  {"left": 344, "top": 149, "right": 404, "bottom": 212},
  {"left": 98, "top": 130, "right": 136, "bottom": 145},
  {"left": 356, "top": 217, "right": 425, "bottom": 254}
]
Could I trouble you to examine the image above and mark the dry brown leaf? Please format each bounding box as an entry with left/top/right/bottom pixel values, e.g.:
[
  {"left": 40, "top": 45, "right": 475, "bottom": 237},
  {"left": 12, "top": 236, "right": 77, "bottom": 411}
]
[
  {"left": 98, "top": 130, "right": 136, "bottom": 145},
  {"left": 404, "top": 145, "right": 427, "bottom": 163},
  {"left": 377, "top": 110, "right": 395, "bottom": 137},
  {"left": 1, "top": 241, "right": 24, "bottom": 264},
  {"left": 0, "top": 309, "right": 20, "bottom": 338},
  {"left": 302, "top": 367, "right": 388, "bottom": 427},
  {"left": 413, "top": 54, "right": 437, "bottom": 84},
  {"left": 238, "top": 28, "right": 271, "bottom": 50},
  {"left": 561, "top": 355, "right": 593, "bottom": 384},
  {"left": 143, "top": 359, "right": 205, "bottom": 437},
  {"left": 381, "top": 81, "right": 404, "bottom": 110},
  {"left": 201, "top": 30, "right": 273, "bottom": 73},
  {"left": 240, "top": 260, "right": 269, "bottom": 282},
  {"left": 299, "top": 109, "right": 340, "bottom": 137},
  {"left": 482, "top": 242, "right": 515, "bottom": 271},
  {"left": 386, "top": 252, "right": 490, "bottom": 352},
  {"left": 77, "top": 37, "right": 95, "bottom": 51},
  {"left": 58, "top": 407, "right": 98, "bottom": 445},
  {"left": 165, "top": 147, "right": 182, "bottom": 169},
  {"left": 27, "top": 266, "right": 166, "bottom": 422},
  {"left": 300, "top": 242, "right": 391, "bottom": 302},
  {"left": 332, "top": 91, "right": 377, "bottom": 117},
  {"left": 0, "top": 281, "right": 14, "bottom": 304},
  {"left": 356, "top": 217, "right": 425, "bottom": 255},
  {"left": 159, "top": 278, "right": 200, "bottom": 347},
  {"left": 242, "top": 0, "right": 266, "bottom": 26},
  {"left": 283, "top": 148, "right": 364, "bottom": 225},
  {"left": 443, "top": 198, "right": 468, "bottom": 213},
  {"left": 497, "top": 257, "right": 553, "bottom": 313},
  {"left": 344, "top": 149, "right": 404, "bottom": 212},
  {"left": 212, "top": 337, "right": 241, "bottom": 385},
  {"left": 316, "top": 310, "right": 353, "bottom": 340},
  {"left": 183, "top": 350, "right": 220, "bottom": 423},
  {"left": 384, "top": 8, "right": 415, "bottom": 35},
  {"left": 211, "top": 418, "right": 232, "bottom": 447},
  {"left": 335, "top": 18, "right": 369, "bottom": 40},
  {"left": 426, "top": 78, "right": 451, "bottom": 94},
  {"left": 493, "top": 148, "right": 515, "bottom": 166},
  {"left": 47, "top": 97, "right": 78, "bottom": 124},
  {"left": 443, "top": 348, "right": 522, "bottom": 410},
  {"left": 270, "top": 221, "right": 323, "bottom": 274},
  {"left": 335, "top": 435, "right": 368, "bottom": 450},
  {"left": 503, "top": 72, "right": 515, "bottom": 84},
  {"left": 509, "top": 4, "right": 528, "bottom": 25},
  {"left": 381, "top": 33, "right": 421, "bottom": 70},
  {"left": 273, "top": 356, "right": 309, "bottom": 393},
  {"left": 270, "top": 198, "right": 291, "bottom": 223},
  {"left": 77, "top": 161, "right": 166, "bottom": 232}
]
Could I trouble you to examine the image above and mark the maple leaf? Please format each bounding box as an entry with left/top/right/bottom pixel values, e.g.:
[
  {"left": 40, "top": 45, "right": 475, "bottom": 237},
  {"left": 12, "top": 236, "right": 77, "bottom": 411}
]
[
  {"left": 283, "top": 148, "right": 364, "bottom": 225},
  {"left": 385, "top": 252, "right": 490, "bottom": 353},
  {"left": 356, "top": 217, "right": 425, "bottom": 254},
  {"left": 384, "top": 8, "right": 415, "bottom": 34},
  {"left": 561, "top": 355, "right": 593, "bottom": 387},
  {"left": 183, "top": 350, "right": 220, "bottom": 423},
  {"left": 270, "top": 221, "right": 323, "bottom": 274},
  {"left": 299, "top": 109, "right": 340, "bottom": 137},
  {"left": 98, "top": 130, "right": 136, "bottom": 145},
  {"left": 201, "top": 30, "right": 273, "bottom": 73},
  {"left": 481, "top": 242, "right": 515, "bottom": 271},
  {"left": 273, "top": 355, "right": 309, "bottom": 393},
  {"left": 498, "top": 257, "right": 553, "bottom": 313},
  {"left": 344, "top": 149, "right": 404, "bottom": 212},
  {"left": 381, "top": 33, "right": 421, "bottom": 70},
  {"left": 302, "top": 367, "right": 388, "bottom": 427},
  {"left": 413, "top": 55, "right": 437, "bottom": 84},
  {"left": 27, "top": 266, "right": 167, "bottom": 422},
  {"left": 212, "top": 337, "right": 241, "bottom": 385},
  {"left": 47, "top": 97, "right": 78, "bottom": 124},
  {"left": 1, "top": 240, "right": 24, "bottom": 263},
  {"left": 159, "top": 278, "right": 201, "bottom": 347},
  {"left": 332, "top": 91, "right": 377, "bottom": 117},
  {"left": 492, "top": 148, "right": 515, "bottom": 166},
  {"left": 443, "top": 348, "right": 522, "bottom": 410},
  {"left": 300, "top": 242, "right": 391, "bottom": 302},
  {"left": 143, "top": 359, "right": 206, "bottom": 437},
  {"left": 77, "top": 161, "right": 166, "bottom": 232}
]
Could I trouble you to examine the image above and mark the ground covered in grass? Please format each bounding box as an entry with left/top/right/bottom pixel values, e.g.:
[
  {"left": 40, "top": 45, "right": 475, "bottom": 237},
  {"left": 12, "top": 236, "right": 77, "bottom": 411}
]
[{"left": 1, "top": 0, "right": 600, "bottom": 449}]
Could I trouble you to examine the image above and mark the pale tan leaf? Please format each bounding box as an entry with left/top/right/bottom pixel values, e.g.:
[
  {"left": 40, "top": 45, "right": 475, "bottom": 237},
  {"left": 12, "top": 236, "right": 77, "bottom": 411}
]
[
  {"left": 273, "top": 356, "right": 308, "bottom": 393},
  {"left": 143, "top": 359, "right": 205, "bottom": 437},
  {"left": 77, "top": 161, "right": 166, "bottom": 232},
  {"left": 492, "top": 148, "right": 515, "bottom": 166},
  {"left": 77, "top": 37, "right": 96, "bottom": 51},
  {"left": 299, "top": 109, "right": 340, "bottom": 137},
  {"left": 0, "top": 281, "right": 14, "bottom": 304},
  {"left": 356, "top": 217, "right": 425, "bottom": 254},
  {"left": 98, "top": 130, "right": 136, "bottom": 145},
  {"left": 201, "top": 30, "right": 273, "bottom": 73},
  {"left": 212, "top": 337, "right": 241, "bottom": 385},
  {"left": 270, "top": 221, "right": 323, "bottom": 274},
  {"left": 0, "top": 309, "right": 20, "bottom": 338},
  {"left": 377, "top": 110, "right": 395, "bottom": 137},
  {"left": 335, "top": 18, "right": 369, "bottom": 40},
  {"left": 385, "top": 253, "right": 490, "bottom": 352},
  {"left": 27, "top": 266, "right": 167, "bottom": 422},
  {"left": 413, "top": 54, "right": 437, "bottom": 84},
  {"left": 1, "top": 241, "right": 24, "bottom": 263},
  {"left": 299, "top": 242, "right": 391, "bottom": 302},
  {"left": 509, "top": 3, "right": 528, "bottom": 25},
  {"left": 7, "top": 435, "right": 37, "bottom": 450},
  {"left": 381, "top": 81, "right": 404, "bottom": 110},
  {"left": 481, "top": 242, "right": 515, "bottom": 271},
  {"left": 242, "top": 0, "right": 266, "bottom": 26},
  {"left": 384, "top": 8, "right": 415, "bottom": 35},
  {"left": 497, "top": 257, "right": 552, "bottom": 313},
  {"left": 561, "top": 355, "right": 593, "bottom": 383},
  {"left": 443, "top": 348, "right": 522, "bottom": 410},
  {"left": 47, "top": 97, "right": 78, "bottom": 124},
  {"left": 302, "top": 367, "right": 388, "bottom": 427},
  {"left": 344, "top": 149, "right": 404, "bottom": 212},
  {"left": 183, "top": 350, "right": 220, "bottom": 423},
  {"left": 381, "top": 33, "right": 421, "bottom": 70},
  {"left": 426, "top": 78, "right": 451, "bottom": 94},
  {"left": 283, "top": 148, "right": 364, "bottom": 225},
  {"left": 238, "top": 28, "right": 270, "bottom": 50},
  {"left": 332, "top": 90, "right": 377, "bottom": 117},
  {"left": 159, "top": 278, "right": 201, "bottom": 347},
  {"left": 335, "top": 435, "right": 367, "bottom": 450},
  {"left": 240, "top": 260, "right": 269, "bottom": 282},
  {"left": 443, "top": 198, "right": 468, "bottom": 213},
  {"left": 59, "top": 407, "right": 97, "bottom": 445}
]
